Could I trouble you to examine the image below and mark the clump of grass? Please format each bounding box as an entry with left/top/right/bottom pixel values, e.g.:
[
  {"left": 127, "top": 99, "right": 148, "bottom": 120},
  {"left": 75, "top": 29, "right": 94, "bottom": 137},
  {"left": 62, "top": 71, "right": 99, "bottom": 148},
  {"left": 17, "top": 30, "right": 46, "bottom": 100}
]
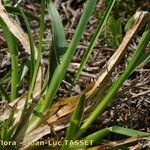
[{"left": 0, "top": 0, "right": 150, "bottom": 150}]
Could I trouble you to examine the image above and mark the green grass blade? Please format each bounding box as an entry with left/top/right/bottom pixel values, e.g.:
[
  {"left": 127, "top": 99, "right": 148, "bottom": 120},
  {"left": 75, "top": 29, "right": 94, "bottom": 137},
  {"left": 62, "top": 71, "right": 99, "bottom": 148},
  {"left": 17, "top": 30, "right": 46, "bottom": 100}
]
[
  {"left": 0, "top": 69, "right": 11, "bottom": 82},
  {"left": 9, "top": 0, "right": 46, "bottom": 137},
  {"left": 19, "top": 7, "right": 35, "bottom": 78},
  {"left": 19, "top": 61, "right": 29, "bottom": 83},
  {"left": 69, "top": 128, "right": 110, "bottom": 150},
  {"left": 47, "top": 0, "right": 66, "bottom": 61},
  {"left": 11, "top": 50, "right": 18, "bottom": 101},
  {"left": 125, "top": 15, "right": 134, "bottom": 32},
  {"left": 0, "top": 18, "right": 19, "bottom": 101},
  {"left": 12, "top": 0, "right": 46, "bottom": 135},
  {"left": 130, "top": 52, "right": 150, "bottom": 74},
  {"left": 107, "top": 16, "right": 122, "bottom": 48},
  {"left": 72, "top": 0, "right": 116, "bottom": 86},
  {"left": 109, "top": 126, "right": 150, "bottom": 137},
  {"left": 42, "top": 0, "right": 98, "bottom": 114},
  {"left": 27, "top": 0, "right": 45, "bottom": 100},
  {"left": 69, "top": 126, "right": 150, "bottom": 149},
  {"left": 41, "top": 65, "right": 50, "bottom": 92},
  {"left": 47, "top": 0, "right": 66, "bottom": 80},
  {"left": 61, "top": 94, "right": 86, "bottom": 150},
  {"left": 26, "top": 0, "right": 98, "bottom": 133},
  {"left": 1, "top": 107, "right": 16, "bottom": 140},
  {"left": 77, "top": 21, "right": 150, "bottom": 137}
]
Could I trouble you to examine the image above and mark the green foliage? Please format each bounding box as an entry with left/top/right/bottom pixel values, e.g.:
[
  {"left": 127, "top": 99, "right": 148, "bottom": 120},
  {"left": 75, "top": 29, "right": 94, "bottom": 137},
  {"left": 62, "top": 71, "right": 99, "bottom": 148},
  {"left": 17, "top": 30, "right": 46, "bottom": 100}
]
[
  {"left": 47, "top": 0, "right": 66, "bottom": 81},
  {"left": 61, "top": 94, "right": 86, "bottom": 150},
  {"left": 0, "top": 0, "right": 150, "bottom": 150},
  {"left": 1, "top": 0, "right": 13, "bottom": 6},
  {"left": 70, "top": 0, "right": 116, "bottom": 89},
  {"left": 69, "top": 126, "right": 150, "bottom": 149},
  {"left": 107, "top": 15, "right": 123, "bottom": 48},
  {"left": 19, "top": 7, "right": 35, "bottom": 78},
  {"left": 75, "top": 22, "right": 150, "bottom": 138},
  {"left": 0, "top": 18, "right": 19, "bottom": 101},
  {"left": 25, "top": 0, "right": 98, "bottom": 134},
  {"left": 105, "top": 0, "right": 136, "bottom": 18}
]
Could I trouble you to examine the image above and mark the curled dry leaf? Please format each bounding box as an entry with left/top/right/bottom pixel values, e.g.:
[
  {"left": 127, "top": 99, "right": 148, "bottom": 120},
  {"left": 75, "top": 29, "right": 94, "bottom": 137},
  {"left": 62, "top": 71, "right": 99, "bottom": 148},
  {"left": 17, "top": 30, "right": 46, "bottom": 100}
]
[
  {"left": 0, "top": 93, "right": 27, "bottom": 121},
  {"left": 47, "top": 100, "right": 76, "bottom": 124},
  {"left": 86, "top": 11, "right": 150, "bottom": 98}
]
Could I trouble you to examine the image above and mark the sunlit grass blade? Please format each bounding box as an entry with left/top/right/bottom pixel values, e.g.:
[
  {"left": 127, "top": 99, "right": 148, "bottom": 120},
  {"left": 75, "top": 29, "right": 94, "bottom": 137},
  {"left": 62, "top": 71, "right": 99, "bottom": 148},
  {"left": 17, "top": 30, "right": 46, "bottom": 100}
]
[
  {"left": 61, "top": 94, "right": 86, "bottom": 150},
  {"left": 109, "top": 126, "right": 150, "bottom": 137},
  {"left": 26, "top": 0, "right": 98, "bottom": 133},
  {"left": 72, "top": 0, "right": 116, "bottom": 86},
  {"left": 0, "top": 18, "right": 19, "bottom": 101},
  {"left": 76, "top": 20, "right": 150, "bottom": 138},
  {"left": 14, "top": 0, "right": 23, "bottom": 7}
]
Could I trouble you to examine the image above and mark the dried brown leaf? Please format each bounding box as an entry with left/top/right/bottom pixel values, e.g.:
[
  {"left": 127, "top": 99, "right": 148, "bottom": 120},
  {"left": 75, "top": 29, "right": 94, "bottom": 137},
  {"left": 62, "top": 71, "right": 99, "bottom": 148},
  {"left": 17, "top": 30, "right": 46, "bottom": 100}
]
[{"left": 0, "top": 2, "right": 31, "bottom": 55}]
